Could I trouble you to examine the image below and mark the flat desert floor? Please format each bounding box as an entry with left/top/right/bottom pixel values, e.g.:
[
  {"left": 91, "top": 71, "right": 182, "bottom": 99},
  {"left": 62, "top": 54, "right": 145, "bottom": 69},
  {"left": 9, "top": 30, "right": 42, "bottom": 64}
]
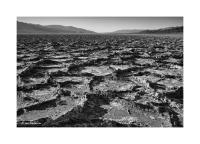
[{"left": 17, "top": 34, "right": 183, "bottom": 127}]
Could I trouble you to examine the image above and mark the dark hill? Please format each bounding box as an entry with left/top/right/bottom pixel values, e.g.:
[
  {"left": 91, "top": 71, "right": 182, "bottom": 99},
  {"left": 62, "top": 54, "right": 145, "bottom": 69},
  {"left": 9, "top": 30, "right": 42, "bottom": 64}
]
[
  {"left": 17, "top": 21, "right": 96, "bottom": 34},
  {"left": 111, "top": 29, "right": 143, "bottom": 34},
  {"left": 139, "top": 26, "right": 183, "bottom": 34},
  {"left": 46, "top": 25, "right": 95, "bottom": 34},
  {"left": 110, "top": 26, "right": 183, "bottom": 34}
]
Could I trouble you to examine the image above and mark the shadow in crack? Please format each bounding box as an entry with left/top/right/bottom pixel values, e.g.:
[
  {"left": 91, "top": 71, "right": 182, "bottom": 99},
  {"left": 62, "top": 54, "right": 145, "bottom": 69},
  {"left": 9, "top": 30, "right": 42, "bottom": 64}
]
[
  {"left": 165, "top": 87, "right": 183, "bottom": 103},
  {"left": 17, "top": 99, "right": 57, "bottom": 117},
  {"left": 49, "top": 118, "right": 139, "bottom": 127},
  {"left": 45, "top": 93, "right": 117, "bottom": 127}
]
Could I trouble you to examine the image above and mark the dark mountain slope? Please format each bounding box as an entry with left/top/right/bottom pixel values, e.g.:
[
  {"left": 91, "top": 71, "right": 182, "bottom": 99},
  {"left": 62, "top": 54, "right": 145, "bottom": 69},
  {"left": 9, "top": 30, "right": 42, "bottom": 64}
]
[
  {"left": 17, "top": 21, "right": 96, "bottom": 34},
  {"left": 112, "top": 29, "right": 143, "bottom": 34},
  {"left": 139, "top": 26, "right": 183, "bottom": 34},
  {"left": 46, "top": 25, "right": 96, "bottom": 34},
  {"left": 110, "top": 26, "right": 183, "bottom": 34}
]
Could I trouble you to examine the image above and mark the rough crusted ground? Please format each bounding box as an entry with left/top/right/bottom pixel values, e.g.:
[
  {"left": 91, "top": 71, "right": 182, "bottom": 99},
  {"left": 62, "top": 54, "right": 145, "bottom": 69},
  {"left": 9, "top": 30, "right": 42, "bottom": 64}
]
[{"left": 17, "top": 34, "right": 183, "bottom": 127}]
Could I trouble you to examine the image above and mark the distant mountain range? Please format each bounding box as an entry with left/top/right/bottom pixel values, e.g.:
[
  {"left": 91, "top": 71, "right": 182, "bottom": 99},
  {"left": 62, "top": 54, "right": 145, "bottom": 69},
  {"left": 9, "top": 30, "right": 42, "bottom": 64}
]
[
  {"left": 17, "top": 21, "right": 96, "bottom": 34},
  {"left": 111, "top": 29, "right": 144, "bottom": 34},
  {"left": 138, "top": 26, "right": 183, "bottom": 34},
  {"left": 17, "top": 21, "right": 183, "bottom": 34},
  {"left": 112, "top": 26, "right": 183, "bottom": 34}
]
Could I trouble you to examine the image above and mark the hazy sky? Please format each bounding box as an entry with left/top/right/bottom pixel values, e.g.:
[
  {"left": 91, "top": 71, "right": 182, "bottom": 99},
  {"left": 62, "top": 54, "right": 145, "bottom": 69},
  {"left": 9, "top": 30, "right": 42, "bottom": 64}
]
[{"left": 17, "top": 17, "right": 183, "bottom": 33}]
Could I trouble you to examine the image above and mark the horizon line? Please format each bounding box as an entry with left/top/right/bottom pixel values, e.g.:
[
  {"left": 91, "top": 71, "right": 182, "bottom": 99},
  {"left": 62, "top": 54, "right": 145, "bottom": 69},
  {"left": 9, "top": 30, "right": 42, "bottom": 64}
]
[{"left": 17, "top": 20, "right": 183, "bottom": 33}]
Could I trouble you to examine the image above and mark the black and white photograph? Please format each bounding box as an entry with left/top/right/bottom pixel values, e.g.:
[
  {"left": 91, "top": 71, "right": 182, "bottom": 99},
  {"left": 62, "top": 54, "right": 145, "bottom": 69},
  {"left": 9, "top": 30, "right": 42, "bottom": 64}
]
[
  {"left": 2, "top": 0, "right": 200, "bottom": 143},
  {"left": 17, "top": 17, "right": 183, "bottom": 127}
]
